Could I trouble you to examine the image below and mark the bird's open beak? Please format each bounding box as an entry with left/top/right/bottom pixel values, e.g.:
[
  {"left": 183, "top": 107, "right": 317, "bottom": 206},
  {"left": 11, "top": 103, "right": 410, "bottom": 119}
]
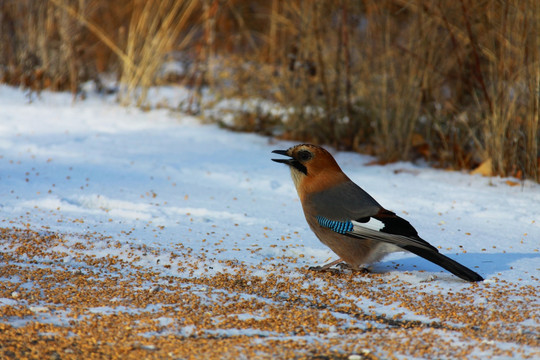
[
  {"left": 272, "top": 149, "right": 307, "bottom": 175},
  {"left": 271, "top": 149, "right": 293, "bottom": 164}
]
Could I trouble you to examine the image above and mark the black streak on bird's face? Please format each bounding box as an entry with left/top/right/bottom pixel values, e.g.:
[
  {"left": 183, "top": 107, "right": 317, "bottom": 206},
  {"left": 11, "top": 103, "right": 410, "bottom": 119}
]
[{"left": 271, "top": 149, "right": 308, "bottom": 175}]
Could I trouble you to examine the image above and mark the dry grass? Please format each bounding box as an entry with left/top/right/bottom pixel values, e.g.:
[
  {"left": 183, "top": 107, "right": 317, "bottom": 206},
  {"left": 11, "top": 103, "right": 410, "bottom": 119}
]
[
  {"left": 0, "top": 0, "right": 538, "bottom": 180},
  {"left": 0, "top": 0, "right": 95, "bottom": 93},
  {"left": 118, "top": 0, "right": 199, "bottom": 106}
]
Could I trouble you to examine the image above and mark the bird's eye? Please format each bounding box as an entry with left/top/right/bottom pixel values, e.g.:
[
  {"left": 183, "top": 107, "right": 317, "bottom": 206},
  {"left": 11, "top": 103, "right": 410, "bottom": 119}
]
[{"left": 297, "top": 150, "right": 313, "bottom": 162}]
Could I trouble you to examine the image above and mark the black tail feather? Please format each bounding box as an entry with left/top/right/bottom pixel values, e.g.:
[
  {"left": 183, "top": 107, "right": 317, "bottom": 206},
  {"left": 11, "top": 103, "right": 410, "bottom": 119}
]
[{"left": 402, "top": 245, "right": 484, "bottom": 282}]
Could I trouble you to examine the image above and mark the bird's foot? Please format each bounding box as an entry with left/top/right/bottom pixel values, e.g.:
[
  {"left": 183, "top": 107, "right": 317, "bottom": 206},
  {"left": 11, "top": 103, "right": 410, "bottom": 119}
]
[
  {"left": 309, "top": 258, "right": 344, "bottom": 273},
  {"left": 335, "top": 263, "right": 371, "bottom": 274},
  {"left": 335, "top": 262, "right": 353, "bottom": 270},
  {"left": 336, "top": 263, "right": 370, "bottom": 273},
  {"left": 308, "top": 265, "right": 341, "bottom": 274},
  {"left": 309, "top": 259, "right": 371, "bottom": 274}
]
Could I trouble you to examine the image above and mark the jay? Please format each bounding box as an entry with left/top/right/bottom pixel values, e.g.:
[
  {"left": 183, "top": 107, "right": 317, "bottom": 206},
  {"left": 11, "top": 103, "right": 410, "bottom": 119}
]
[{"left": 272, "top": 144, "right": 483, "bottom": 282}]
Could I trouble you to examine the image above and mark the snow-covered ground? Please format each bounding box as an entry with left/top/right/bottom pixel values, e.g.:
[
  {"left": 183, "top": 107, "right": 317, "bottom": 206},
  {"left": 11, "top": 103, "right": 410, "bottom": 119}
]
[{"left": 0, "top": 85, "right": 538, "bottom": 359}]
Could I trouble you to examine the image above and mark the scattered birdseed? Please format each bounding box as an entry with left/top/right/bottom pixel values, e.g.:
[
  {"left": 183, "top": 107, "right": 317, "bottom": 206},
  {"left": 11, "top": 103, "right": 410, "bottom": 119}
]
[{"left": 0, "top": 227, "right": 538, "bottom": 359}]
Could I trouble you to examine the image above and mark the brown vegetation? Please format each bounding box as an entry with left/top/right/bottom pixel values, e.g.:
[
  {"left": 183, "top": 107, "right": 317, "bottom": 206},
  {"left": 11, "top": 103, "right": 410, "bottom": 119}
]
[{"left": 0, "top": 0, "right": 538, "bottom": 180}]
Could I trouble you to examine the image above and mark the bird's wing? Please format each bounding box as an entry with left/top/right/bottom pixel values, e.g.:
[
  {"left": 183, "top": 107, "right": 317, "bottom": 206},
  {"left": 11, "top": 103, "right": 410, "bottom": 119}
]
[
  {"left": 316, "top": 212, "right": 437, "bottom": 252},
  {"left": 315, "top": 212, "right": 484, "bottom": 282},
  {"left": 309, "top": 181, "right": 382, "bottom": 220},
  {"left": 310, "top": 181, "right": 437, "bottom": 251}
]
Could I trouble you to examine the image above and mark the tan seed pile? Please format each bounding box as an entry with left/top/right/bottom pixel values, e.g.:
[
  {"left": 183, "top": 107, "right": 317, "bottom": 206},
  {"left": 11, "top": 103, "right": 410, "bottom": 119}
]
[{"left": 0, "top": 227, "right": 538, "bottom": 359}]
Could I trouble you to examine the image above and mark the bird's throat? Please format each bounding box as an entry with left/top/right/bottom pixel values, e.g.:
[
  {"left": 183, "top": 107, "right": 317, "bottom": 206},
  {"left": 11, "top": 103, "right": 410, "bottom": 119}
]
[{"left": 289, "top": 167, "right": 305, "bottom": 193}]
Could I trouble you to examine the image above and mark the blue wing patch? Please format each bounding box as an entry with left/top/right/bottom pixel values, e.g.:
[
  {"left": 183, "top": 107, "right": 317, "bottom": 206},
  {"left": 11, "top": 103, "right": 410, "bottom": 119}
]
[{"left": 316, "top": 216, "right": 353, "bottom": 234}]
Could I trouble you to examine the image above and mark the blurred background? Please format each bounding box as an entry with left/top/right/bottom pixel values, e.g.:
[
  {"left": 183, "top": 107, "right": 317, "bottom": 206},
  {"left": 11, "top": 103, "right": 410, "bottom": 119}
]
[{"left": 0, "top": 0, "right": 538, "bottom": 181}]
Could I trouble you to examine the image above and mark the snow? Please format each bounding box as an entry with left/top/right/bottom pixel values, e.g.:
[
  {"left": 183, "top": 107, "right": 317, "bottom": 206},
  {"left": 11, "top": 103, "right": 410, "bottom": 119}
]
[{"left": 0, "top": 84, "right": 539, "bottom": 358}]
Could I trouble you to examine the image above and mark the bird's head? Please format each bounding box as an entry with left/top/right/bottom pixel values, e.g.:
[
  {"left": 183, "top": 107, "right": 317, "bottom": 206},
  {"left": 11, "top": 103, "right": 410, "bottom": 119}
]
[{"left": 272, "top": 144, "right": 346, "bottom": 194}]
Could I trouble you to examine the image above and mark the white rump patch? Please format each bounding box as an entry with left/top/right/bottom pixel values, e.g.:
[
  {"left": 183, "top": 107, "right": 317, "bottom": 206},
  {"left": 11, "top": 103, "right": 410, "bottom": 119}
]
[{"left": 352, "top": 218, "right": 385, "bottom": 232}]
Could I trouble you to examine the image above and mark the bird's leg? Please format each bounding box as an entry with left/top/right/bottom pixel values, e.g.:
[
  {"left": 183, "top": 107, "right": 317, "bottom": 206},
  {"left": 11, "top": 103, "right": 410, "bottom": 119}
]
[
  {"left": 309, "top": 258, "right": 344, "bottom": 272},
  {"left": 336, "top": 263, "right": 371, "bottom": 273},
  {"left": 336, "top": 262, "right": 353, "bottom": 270}
]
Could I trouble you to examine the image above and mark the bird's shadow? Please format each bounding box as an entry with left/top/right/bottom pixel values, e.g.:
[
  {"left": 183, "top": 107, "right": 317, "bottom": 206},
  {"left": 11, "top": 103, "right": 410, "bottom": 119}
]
[{"left": 375, "top": 252, "right": 540, "bottom": 279}]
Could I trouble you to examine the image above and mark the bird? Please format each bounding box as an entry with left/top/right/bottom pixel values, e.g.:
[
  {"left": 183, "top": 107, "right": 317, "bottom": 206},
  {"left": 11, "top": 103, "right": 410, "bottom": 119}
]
[{"left": 272, "top": 143, "right": 484, "bottom": 282}]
